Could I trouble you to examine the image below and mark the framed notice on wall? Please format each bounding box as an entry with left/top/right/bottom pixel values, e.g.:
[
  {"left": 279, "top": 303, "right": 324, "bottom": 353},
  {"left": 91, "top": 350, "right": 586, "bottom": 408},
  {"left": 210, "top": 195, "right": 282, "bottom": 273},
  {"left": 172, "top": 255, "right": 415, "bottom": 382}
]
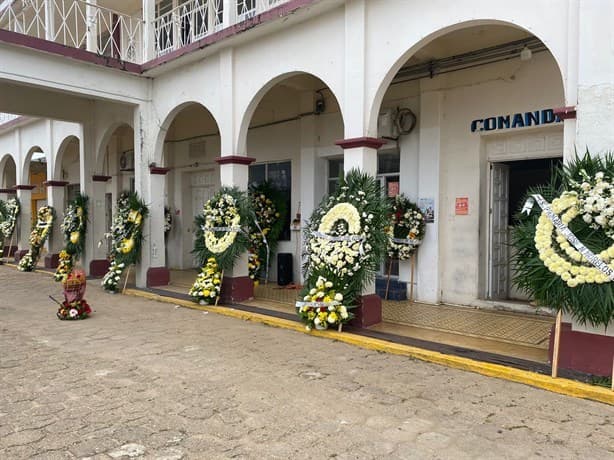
[
  {"left": 419, "top": 198, "right": 435, "bottom": 223},
  {"left": 455, "top": 197, "right": 469, "bottom": 215}
]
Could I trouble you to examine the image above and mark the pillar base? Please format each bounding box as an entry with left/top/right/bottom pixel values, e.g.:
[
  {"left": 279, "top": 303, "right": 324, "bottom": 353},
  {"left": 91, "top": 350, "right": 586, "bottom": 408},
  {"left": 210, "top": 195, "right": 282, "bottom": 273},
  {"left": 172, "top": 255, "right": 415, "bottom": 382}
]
[
  {"left": 2, "top": 246, "right": 17, "bottom": 257},
  {"left": 350, "top": 294, "right": 382, "bottom": 328},
  {"left": 89, "top": 259, "right": 110, "bottom": 278},
  {"left": 14, "top": 249, "right": 28, "bottom": 264},
  {"left": 147, "top": 267, "right": 170, "bottom": 287},
  {"left": 549, "top": 322, "right": 614, "bottom": 377},
  {"left": 44, "top": 253, "right": 60, "bottom": 269},
  {"left": 220, "top": 276, "right": 254, "bottom": 303}
]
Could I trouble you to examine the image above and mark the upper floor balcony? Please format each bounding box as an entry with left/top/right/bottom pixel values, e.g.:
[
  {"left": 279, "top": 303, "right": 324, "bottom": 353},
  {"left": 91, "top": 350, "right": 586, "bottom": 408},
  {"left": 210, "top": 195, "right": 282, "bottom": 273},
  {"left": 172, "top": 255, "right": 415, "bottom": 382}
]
[{"left": 0, "top": 0, "right": 293, "bottom": 66}]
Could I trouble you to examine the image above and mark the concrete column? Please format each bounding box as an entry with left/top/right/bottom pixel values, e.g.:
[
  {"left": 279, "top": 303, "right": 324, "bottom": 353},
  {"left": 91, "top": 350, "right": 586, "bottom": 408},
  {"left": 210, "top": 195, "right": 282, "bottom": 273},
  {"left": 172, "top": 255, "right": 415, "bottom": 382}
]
[
  {"left": 416, "top": 88, "right": 442, "bottom": 304},
  {"left": 79, "top": 118, "right": 97, "bottom": 276},
  {"left": 44, "top": 0, "right": 56, "bottom": 41},
  {"left": 89, "top": 176, "right": 111, "bottom": 276},
  {"left": 222, "top": 0, "right": 236, "bottom": 29},
  {"left": 44, "top": 183, "right": 66, "bottom": 268},
  {"left": 15, "top": 187, "right": 33, "bottom": 262},
  {"left": 86, "top": 0, "right": 99, "bottom": 53},
  {"left": 142, "top": 0, "right": 156, "bottom": 61},
  {"left": 562, "top": 0, "right": 579, "bottom": 162},
  {"left": 343, "top": 0, "right": 368, "bottom": 138},
  {"left": 575, "top": 0, "right": 614, "bottom": 154},
  {"left": 299, "top": 114, "right": 327, "bottom": 284},
  {"left": 135, "top": 104, "right": 170, "bottom": 288},
  {"left": 214, "top": 157, "right": 254, "bottom": 301}
]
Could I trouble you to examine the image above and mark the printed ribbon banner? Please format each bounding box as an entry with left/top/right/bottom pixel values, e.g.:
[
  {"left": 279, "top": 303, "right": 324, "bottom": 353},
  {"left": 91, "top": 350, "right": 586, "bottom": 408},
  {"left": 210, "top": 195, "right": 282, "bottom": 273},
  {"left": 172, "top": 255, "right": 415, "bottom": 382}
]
[
  {"left": 524, "top": 194, "right": 614, "bottom": 281},
  {"left": 391, "top": 237, "right": 421, "bottom": 246},
  {"left": 203, "top": 226, "right": 242, "bottom": 232},
  {"left": 312, "top": 232, "right": 365, "bottom": 242}
]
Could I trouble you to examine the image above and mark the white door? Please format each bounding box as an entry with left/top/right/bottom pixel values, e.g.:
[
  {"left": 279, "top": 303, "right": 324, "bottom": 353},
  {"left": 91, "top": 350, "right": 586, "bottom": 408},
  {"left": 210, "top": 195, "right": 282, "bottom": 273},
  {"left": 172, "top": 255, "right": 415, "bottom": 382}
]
[
  {"left": 190, "top": 170, "right": 216, "bottom": 267},
  {"left": 488, "top": 163, "right": 510, "bottom": 299}
]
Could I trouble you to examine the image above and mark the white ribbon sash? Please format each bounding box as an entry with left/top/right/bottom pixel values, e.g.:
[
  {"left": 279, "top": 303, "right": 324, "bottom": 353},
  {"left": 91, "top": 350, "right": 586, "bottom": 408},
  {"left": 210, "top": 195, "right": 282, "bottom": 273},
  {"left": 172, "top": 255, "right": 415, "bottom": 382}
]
[{"left": 526, "top": 194, "right": 614, "bottom": 281}]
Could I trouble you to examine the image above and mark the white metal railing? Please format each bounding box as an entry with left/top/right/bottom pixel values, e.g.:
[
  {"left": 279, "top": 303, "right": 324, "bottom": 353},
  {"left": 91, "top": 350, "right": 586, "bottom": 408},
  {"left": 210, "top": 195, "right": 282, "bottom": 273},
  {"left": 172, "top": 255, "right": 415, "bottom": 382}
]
[
  {"left": 0, "top": 113, "right": 20, "bottom": 125},
  {"left": 0, "top": 0, "right": 143, "bottom": 63},
  {"left": 1, "top": 0, "right": 293, "bottom": 63},
  {"left": 154, "top": 0, "right": 290, "bottom": 57}
]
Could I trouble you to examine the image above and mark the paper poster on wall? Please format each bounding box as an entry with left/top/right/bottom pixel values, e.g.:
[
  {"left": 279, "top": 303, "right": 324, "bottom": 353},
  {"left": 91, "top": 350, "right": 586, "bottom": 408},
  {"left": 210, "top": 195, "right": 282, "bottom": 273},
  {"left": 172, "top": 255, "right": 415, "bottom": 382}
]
[
  {"left": 387, "top": 181, "right": 399, "bottom": 197},
  {"left": 419, "top": 198, "right": 435, "bottom": 223},
  {"left": 455, "top": 197, "right": 469, "bottom": 215}
]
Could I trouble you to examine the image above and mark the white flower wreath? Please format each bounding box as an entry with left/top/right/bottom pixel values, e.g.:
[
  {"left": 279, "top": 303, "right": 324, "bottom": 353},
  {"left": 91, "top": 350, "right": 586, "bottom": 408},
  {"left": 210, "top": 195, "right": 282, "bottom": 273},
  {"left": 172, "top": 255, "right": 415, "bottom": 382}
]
[
  {"left": 535, "top": 192, "right": 614, "bottom": 288},
  {"left": 309, "top": 202, "right": 364, "bottom": 278},
  {"left": 203, "top": 194, "right": 242, "bottom": 254}
]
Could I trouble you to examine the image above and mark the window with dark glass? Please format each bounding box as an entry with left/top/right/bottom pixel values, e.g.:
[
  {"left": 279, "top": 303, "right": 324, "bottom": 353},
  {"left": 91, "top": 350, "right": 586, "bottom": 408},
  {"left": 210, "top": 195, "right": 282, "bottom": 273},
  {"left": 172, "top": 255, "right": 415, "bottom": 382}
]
[{"left": 327, "top": 158, "right": 344, "bottom": 194}]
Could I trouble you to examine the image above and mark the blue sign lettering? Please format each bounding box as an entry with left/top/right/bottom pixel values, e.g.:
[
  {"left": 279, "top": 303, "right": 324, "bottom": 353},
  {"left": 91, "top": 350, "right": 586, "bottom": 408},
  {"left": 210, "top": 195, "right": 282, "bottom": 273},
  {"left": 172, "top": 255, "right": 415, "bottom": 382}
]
[{"left": 471, "top": 108, "right": 562, "bottom": 132}]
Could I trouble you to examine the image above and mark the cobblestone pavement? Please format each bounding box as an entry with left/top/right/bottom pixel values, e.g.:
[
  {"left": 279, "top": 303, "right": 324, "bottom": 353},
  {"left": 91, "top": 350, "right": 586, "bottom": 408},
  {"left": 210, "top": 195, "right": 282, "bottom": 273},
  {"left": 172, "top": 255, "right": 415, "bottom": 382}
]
[{"left": 1, "top": 267, "right": 613, "bottom": 460}]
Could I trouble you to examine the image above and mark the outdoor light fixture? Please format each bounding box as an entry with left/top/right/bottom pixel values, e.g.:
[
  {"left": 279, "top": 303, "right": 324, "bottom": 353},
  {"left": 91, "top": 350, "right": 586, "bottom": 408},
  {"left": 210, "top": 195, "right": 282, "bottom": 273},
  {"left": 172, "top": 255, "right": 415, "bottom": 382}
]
[
  {"left": 520, "top": 45, "right": 532, "bottom": 61},
  {"left": 315, "top": 91, "right": 325, "bottom": 114}
]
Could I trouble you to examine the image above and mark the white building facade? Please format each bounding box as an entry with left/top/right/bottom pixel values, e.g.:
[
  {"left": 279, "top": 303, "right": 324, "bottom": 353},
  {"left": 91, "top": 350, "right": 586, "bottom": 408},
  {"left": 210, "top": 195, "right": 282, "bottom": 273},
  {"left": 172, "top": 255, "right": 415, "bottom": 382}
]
[{"left": 1, "top": 0, "right": 613, "bottom": 375}]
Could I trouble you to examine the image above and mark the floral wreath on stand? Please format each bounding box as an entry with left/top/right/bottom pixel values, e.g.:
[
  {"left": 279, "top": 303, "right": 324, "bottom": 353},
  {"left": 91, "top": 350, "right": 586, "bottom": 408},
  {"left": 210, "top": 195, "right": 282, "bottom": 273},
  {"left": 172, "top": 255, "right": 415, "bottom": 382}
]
[
  {"left": 248, "top": 182, "right": 286, "bottom": 284},
  {"left": 18, "top": 206, "right": 55, "bottom": 272},
  {"left": 190, "top": 187, "right": 251, "bottom": 305},
  {"left": 164, "top": 206, "right": 173, "bottom": 235},
  {"left": 512, "top": 152, "right": 614, "bottom": 327},
  {"left": 0, "top": 197, "right": 20, "bottom": 259},
  {"left": 54, "top": 193, "right": 88, "bottom": 282},
  {"left": 386, "top": 194, "right": 426, "bottom": 261},
  {"left": 299, "top": 169, "right": 389, "bottom": 331},
  {"left": 101, "top": 192, "right": 148, "bottom": 292}
]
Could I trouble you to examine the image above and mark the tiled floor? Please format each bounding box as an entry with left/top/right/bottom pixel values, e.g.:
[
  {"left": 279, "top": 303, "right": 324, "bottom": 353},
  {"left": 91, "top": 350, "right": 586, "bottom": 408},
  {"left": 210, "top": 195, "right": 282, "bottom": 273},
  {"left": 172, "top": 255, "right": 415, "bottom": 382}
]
[{"left": 165, "top": 270, "right": 554, "bottom": 363}]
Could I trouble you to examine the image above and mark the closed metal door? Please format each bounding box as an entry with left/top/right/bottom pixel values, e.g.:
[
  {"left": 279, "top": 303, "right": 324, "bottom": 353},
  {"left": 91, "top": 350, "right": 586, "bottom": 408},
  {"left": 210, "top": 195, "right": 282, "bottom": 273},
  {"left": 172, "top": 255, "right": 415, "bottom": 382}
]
[{"left": 489, "top": 163, "right": 510, "bottom": 299}]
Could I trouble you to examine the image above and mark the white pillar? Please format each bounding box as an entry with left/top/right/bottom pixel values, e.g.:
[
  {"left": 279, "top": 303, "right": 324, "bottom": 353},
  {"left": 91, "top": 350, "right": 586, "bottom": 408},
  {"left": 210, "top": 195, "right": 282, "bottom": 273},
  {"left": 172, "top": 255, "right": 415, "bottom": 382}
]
[
  {"left": 15, "top": 187, "right": 32, "bottom": 255},
  {"left": 45, "top": 183, "right": 66, "bottom": 260},
  {"left": 218, "top": 161, "right": 249, "bottom": 280},
  {"left": 416, "top": 88, "right": 442, "bottom": 304},
  {"left": 44, "top": 0, "right": 56, "bottom": 41},
  {"left": 80, "top": 116, "right": 97, "bottom": 274},
  {"left": 575, "top": 0, "right": 614, "bottom": 155},
  {"left": 86, "top": 0, "right": 99, "bottom": 53},
  {"left": 142, "top": 0, "right": 156, "bottom": 61},
  {"left": 562, "top": 0, "right": 579, "bottom": 162},
  {"left": 135, "top": 104, "right": 169, "bottom": 288},
  {"left": 343, "top": 0, "right": 368, "bottom": 139},
  {"left": 222, "top": 0, "right": 236, "bottom": 29}
]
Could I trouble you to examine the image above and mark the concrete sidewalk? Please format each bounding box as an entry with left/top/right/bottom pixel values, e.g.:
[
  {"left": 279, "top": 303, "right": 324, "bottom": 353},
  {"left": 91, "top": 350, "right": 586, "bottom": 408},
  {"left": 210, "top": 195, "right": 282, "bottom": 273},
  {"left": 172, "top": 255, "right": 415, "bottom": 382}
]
[{"left": 1, "top": 266, "right": 613, "bottom": 459}]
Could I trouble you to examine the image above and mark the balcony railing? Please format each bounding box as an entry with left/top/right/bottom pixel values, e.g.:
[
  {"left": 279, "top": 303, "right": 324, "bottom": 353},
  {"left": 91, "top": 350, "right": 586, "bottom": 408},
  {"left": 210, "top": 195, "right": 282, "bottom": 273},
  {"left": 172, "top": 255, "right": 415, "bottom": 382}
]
[
  {"left": 0, "top": 113, "right": 20, "bottom": 125},
  {"left": 1, "top": 0, "right": 293, "bottom": 64},
  {"left": 154, "top": 0, "right": 290, "bottom": 57},
  {"left": 0, "top": 0, "right": 143, "bottom": 63}
]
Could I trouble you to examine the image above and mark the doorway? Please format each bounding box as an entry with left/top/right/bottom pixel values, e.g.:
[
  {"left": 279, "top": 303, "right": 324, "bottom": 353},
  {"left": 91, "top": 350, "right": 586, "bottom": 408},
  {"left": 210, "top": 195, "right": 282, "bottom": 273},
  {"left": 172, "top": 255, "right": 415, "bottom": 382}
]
[{"left": 488, "top": 157, "right": 562, "bottom": 300}]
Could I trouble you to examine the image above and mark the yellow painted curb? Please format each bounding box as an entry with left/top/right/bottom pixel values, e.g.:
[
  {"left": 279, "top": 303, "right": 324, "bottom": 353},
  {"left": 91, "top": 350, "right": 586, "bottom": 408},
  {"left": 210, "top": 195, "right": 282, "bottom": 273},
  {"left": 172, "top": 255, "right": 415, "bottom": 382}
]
[{"left": 125, "top": 288, "right": 614, "bottom": 406}]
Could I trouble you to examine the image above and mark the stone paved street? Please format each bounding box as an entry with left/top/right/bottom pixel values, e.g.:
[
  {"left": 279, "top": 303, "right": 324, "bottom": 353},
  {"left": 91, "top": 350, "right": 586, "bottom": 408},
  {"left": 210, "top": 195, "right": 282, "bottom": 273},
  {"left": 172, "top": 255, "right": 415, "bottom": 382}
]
[{"left": 1, "top": 267, "right": 613, "bottom": 460}]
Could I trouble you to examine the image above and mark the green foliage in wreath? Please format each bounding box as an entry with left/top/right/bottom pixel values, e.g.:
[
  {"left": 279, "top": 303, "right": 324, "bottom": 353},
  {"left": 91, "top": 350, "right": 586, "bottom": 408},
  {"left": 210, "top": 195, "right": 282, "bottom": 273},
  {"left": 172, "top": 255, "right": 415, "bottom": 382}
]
[
  {"left": 18, "top": 205, "right": 55, "bottom": 272},
  {"left": 102, "top": 192, "right": 148, "bottom": 292},
  {"left": 54, "top": 193, "right": 88, "bottom": 282},
  {"left": 192, "top": 186, "right": 252, "bottom": 272},
  {"left": 248, "top": 181, "right": 287, "bottom": 281},
  {"left": 512, "top": 152, "right": 614, "bottom": 327},
  {"left": 386, "top": 194, "right": 426, "bottom": 260},
  {"left": 302, "top": 169, "right": 390, "bottom": 307},
  {"left": 0, "top": 197, "right": 20, "bottom": 258}
]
